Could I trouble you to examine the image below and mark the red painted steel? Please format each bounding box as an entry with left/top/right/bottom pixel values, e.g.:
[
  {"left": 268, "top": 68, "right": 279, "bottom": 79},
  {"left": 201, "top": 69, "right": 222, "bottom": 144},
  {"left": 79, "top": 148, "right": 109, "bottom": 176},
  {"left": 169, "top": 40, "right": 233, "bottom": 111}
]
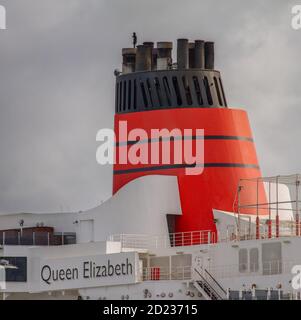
[{"left": 113, "top": 108, "right": 266, "bottom": 238}]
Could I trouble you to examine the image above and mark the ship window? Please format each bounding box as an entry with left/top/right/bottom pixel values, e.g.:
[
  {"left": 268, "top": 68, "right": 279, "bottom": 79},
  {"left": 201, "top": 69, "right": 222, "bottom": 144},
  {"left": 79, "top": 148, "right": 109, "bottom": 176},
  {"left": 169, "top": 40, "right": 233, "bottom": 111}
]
[
  {"left": 239, "top": 248, "right": 248, "bottom": 273},
  {"left": 214, "top": 76, "right": 223, "bottom": 106},
  {"left": 123, "top": 81, "right": 127, "bottom": 111},
  {"left": 262, "top": 242, "right": 282, "bottom": 275},
  {"left": 127, "top": 80, "right": 131, "bottom": 110},
  {"left": 171, "top": 254, "right": 192, "bottom": 280},
  {"left": 154, "top": 77, "right": 163, "bottom": 106},
  {"left": 140, "top": 81, "right": 148, "bottom": 108},
  {"left": 4, "top": 257, "right": 27, "bottom": 282},
  {"left": 146, "top": 78, "right": 154, "bottom": 108},
  {"left": 203, "top": 76, "right": 213, "bottom": 105},
  {"left": 133, "top": 79, "right": 137, "bottom": 110},
  {"left": 163, "top": 76, "right": 171, "bottom": 106},
  {"left": 193, "top": 76, "right": 203, "bottom": 105},
  {"left": 172, "top": 76, "right": 182, "bottom": 106},
  {"left": 249, "top": 248, "right": 259, "bottom": 272},
  {"left": 182, "top": 76, "right": 192, "bottom": 105},
  {"left": 219, "top": 77, "right": 227, "bottom": 106}
]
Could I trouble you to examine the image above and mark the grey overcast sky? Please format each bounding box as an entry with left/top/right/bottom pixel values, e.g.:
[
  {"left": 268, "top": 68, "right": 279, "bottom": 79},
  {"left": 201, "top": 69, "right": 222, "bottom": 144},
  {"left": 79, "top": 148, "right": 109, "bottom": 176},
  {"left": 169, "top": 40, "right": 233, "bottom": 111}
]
[{"left": 0, "top": 0, "right": 300, "bottom": 214}]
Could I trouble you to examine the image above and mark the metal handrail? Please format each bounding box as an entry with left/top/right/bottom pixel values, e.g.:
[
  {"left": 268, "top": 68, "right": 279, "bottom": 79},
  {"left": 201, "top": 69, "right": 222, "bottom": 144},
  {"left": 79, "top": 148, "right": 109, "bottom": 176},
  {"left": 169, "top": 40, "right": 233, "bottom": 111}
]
[
  {"left": 141, "top": 266, "right": 192, "bottom": 281},
  {"left": 204, "top": 268, "right": 227, "bottom": 295},
  {"left": 0, "top": 231, "right": 76, "bottom": 246},
  {"left": 221, "top": 219, "right": 301, "bottom": 243},
  {"left": 108, "top": 230, "right": 215, "bottom": 249},
  {"left": 109, "top": 223, "right": 301, "bottom": 250},
  {"left": 194, "top": 267, "right": 224, "bottom": 300}
]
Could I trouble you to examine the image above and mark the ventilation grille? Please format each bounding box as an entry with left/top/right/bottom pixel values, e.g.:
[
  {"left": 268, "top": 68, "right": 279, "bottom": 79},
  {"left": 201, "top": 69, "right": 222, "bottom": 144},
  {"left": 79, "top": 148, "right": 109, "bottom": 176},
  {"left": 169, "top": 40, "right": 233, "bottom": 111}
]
[{"left": 115, "top": 69, "right": 227, "bottom": 113}]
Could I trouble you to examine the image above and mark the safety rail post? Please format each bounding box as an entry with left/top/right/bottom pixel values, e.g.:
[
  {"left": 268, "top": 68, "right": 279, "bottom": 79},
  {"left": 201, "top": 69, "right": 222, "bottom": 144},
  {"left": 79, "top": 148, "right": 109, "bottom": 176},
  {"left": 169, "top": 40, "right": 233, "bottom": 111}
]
[
  {"left": 18, "top": 232, "right": 20, "bottom": 245},
  {"left": 256, "top": 178, "right": 260, "bottom": 240},
  {"left": 276, "top": 215, "right": 280, "bottom": 238},
  {"left": 276, "top": 176, "right": 280, "bottom": 238},
  {"left": 268, "top": 219, "right": 272, "bottom": 239},
  {"left": 256, "top": 216, "right": 260, "bottom": 240},
  {"left": 268, "top": 181, "right": 272, "bottom": 238},
  {"left": 33, "top": 232, "right": 35, "bottom": 245},
  {"left": 296, "top": 178, "right": 300, "bottom": 236},
  {"left": 237, "top": 184, "right": 242, "bottom": 241},
  {"left": 3, "top": 232, "right": 5, "bottom": 246},
  {"left": 121, "top": 234, "right": 124, "bottom": 248},
  {"left": 47, "top": 232, "right": 50, "bottom": 246}
]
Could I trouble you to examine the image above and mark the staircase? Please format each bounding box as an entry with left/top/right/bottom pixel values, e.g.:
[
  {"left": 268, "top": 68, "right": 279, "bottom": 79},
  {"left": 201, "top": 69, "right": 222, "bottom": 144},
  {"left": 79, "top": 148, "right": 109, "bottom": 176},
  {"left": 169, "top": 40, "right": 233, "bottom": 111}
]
[{"left": 194, "top": 267, "right": 227, "bottom": 300}]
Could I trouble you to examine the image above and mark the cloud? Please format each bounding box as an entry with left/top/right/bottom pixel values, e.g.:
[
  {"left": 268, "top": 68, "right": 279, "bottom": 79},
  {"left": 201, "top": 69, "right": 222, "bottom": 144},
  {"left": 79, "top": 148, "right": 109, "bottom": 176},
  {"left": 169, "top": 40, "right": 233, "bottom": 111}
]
[{"left": 0, "top": 0, "right": 300, "bottom": 213}]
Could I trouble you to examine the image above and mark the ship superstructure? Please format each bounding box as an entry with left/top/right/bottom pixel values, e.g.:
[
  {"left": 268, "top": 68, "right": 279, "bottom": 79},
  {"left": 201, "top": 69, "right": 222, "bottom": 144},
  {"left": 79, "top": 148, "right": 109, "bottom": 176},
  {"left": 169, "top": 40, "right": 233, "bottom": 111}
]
[{"left": 0, "top": 37, "right": 300, "bottom": 300}]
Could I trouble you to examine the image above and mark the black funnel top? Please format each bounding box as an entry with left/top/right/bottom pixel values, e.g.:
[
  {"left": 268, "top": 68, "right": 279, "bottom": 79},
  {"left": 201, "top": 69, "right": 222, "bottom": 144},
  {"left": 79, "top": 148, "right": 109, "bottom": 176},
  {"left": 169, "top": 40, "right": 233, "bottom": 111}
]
[{"left": 115, "top": 38, "right": 227, "bottom": 114}]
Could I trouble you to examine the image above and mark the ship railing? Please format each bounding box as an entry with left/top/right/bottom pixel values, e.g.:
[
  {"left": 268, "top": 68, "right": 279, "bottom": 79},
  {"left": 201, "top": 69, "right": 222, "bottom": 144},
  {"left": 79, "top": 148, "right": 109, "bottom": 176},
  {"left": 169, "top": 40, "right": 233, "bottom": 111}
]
[
  {"left": 207, "top": 259, "right": 299, "bottom": 279},
  {"left": 228, "top": 288, "right": 301, "bottom": 300},
  {"left": 108, "top": 230, "right": 215, "bottom": 249},
  {"left": 141, "top": 266, "right": 192, "bottom": 281},
  {"left": 0, "top": 231, "right": 76, "bottom": 246},
  {"left": 220, "top": 220, "right": 301, "bottom": 243},
  {"left": 108, "top": 223, "right": 301, "bottom": 250},
  {"left": 235, "top": 174, "right": 301, "bottom": 242}
]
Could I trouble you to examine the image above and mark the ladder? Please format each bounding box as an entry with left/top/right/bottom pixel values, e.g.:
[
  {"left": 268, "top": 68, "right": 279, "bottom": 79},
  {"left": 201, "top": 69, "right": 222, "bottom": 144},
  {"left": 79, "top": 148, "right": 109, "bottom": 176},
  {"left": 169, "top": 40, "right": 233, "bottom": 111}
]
[{"left": 194, "top": 267, "right": 227, "bottom": 300}]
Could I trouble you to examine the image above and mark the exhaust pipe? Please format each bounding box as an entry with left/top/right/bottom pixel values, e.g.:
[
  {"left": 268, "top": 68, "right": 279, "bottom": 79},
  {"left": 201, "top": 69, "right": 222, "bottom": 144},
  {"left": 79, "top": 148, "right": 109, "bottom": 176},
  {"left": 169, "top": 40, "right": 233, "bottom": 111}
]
[
  {"left": 177, "top": 38, "right": 189, "bottom": 70},
  {"left": 189, "top": 42, "right": 195, "bottom": 68},
  {"left": 135, "top": 44, "right": 152, "bottom": 72},
  {"left": 194, "top": 40, "right": 205, "bottom": 69},
  {"left": 122, "top": 48, "right": 136, "bottom": 74},
  {"left": 157, "top": 42, "right": 173, "bottom": 70},
  {"left": 205, "top": 41, "right": 214, "bottom": 70}
]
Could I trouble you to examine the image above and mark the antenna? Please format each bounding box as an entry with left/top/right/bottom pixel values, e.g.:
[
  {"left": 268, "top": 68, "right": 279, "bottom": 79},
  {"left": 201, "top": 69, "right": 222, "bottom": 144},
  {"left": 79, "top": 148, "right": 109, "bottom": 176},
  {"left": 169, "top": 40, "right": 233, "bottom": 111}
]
[{"left": 132, "top": 32, "right": 137, "bottom": 48}]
